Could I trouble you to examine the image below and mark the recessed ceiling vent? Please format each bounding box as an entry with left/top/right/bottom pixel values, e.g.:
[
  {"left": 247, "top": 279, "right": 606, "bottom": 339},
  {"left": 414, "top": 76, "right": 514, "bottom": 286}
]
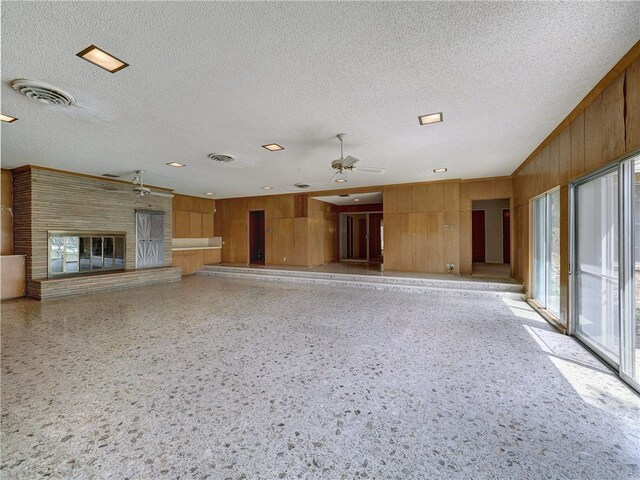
[
  {"left": 207, "top": 153, "right": 235, "bottom": 163},
  {"left": 338, "top": 194, "right": 350, "bottom": 197},
  {"left": 11, "top": 79, "right": 76, "bottom": 106},
  {"left": 294, "top": 183, "right": 311, "bottom": 189}
]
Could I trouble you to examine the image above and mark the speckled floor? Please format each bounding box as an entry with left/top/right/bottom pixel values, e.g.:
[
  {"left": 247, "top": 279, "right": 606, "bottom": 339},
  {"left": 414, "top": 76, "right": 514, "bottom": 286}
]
[{"left": 2, "top": 276, "right": 639, "bottom": 479}]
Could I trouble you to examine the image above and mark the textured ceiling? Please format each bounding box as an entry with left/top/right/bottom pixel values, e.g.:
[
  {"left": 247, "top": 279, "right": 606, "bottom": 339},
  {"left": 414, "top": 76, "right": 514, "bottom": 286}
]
[{"left": 2, "top": 2, "right": 639, "bottom": 199}]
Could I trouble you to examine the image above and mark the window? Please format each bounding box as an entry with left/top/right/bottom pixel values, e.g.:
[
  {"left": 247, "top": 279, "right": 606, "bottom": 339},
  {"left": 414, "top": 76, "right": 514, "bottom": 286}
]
[
  {"left": 49, "top": 233, "right": 125, "bottom": 277},
  {"left": 531, "top": 189, "right": 561, "bottom": 319}
]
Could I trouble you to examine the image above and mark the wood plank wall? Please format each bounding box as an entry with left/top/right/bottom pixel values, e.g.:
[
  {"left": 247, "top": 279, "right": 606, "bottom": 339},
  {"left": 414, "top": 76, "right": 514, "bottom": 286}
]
[
  {"left": 171, "top": 194, "right": 217, "bottom": 274},
  {"left": 1, "top": 169, "right": 13, "bottom": 255},
  {"left": 215, "top": 177, "right": 512, "bottom": 273},
  {"left": 308, "top": 198, "right": 338, "bottom": 266},
  {"left": 214, "top": 194, "right": 319, "bottom": 266},
  {"left": 383, "top": 178, "right": 512, "bottom": 274},
  {"left": 12, "top": 166, "right": 173, "bottom": 296},
  {"left": 512, "top": 52, "right": 640, "bottom": 327},
  {"left": 172, "top": 194, "right": 215, "bottom": 238}
]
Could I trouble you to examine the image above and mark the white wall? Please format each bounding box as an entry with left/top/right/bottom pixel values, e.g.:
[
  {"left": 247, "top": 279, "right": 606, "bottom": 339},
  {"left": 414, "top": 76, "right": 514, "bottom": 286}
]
[{"left": 472, "top": 199, "right": 510, "bottom": 263}]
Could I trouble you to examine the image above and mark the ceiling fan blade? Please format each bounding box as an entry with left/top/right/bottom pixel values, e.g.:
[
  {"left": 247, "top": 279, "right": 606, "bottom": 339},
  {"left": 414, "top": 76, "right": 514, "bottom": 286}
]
[
  {"left": 329, "top": 170, "right": 339, "bottom": 183},
  {"left": 354, "top": 166, "right": 385, "bottom": 174},
  {"left": 149, "top": 191, "right": 174, "bottom": 198},
  {"left": 342, "top": 155, "right": 360, "bottom": 168}
]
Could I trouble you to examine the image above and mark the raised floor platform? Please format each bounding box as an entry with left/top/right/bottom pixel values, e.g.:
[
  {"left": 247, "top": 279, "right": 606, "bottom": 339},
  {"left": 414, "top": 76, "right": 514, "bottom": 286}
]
[
  {"left": 197, "top": 263, "right": 524, "bottom": 299},
  {"left": 28, "top": 266, "right": 182, "bottom": 300}
]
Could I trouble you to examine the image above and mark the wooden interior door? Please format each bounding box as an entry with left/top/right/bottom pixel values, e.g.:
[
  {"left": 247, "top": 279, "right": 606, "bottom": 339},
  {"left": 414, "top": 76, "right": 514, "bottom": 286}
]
[
  {"left": 249, "top": 210, "right": 265, "bottom": 265},
  {"left": 502, "top": 209, "right": 511, "bottom": 264},
  {"left": 472, "top": 210, "right": 486, "bottom": 263}
]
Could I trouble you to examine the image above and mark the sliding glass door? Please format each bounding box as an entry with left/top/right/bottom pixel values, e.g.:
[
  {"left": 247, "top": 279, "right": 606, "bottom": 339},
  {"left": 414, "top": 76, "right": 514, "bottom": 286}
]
[
  {"left": 531, "top": 189, "right": 561, "bottom": 319},
  {"left": 622, "top": 158, "right": 640, "bottom": 386},
  {"left": 572, "top": 154, "right": 639, "bottom": 391},
  {"left": 574, "top": 168, "right": 620, "bottom": 363}
]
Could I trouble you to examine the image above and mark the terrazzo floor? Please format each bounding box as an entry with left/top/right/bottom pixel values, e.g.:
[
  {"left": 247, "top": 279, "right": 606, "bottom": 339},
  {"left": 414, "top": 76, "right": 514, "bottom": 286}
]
[{"left": 1, "top": 275, "right": 639, "bottom": 479}]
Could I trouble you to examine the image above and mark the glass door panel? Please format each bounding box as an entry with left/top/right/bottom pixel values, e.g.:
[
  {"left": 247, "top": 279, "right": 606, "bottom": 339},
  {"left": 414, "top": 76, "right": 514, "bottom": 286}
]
[
  {"left": 547, "top": 191, "right": 561, "bottom": 316},
  {"left": 574, "top": 169, "right": 620, "bottom": 363},
  {"left": 532, "top": 196, "right": 547, "bottom": 305},
  {"left": 622, "top": 158, "right": 640, "bottom": 386},
  {"left": 531, "top": 190, "right": 560, "bottom": 317}
]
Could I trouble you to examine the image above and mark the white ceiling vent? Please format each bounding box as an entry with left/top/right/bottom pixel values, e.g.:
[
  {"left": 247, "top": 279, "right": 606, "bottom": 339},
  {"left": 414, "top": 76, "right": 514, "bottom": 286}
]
[
  {"left": 207, "top": 153, "right": 235, "bottom": 163},
  {"left": 11, "top": 79, "right": 76, "bottom": 106}
]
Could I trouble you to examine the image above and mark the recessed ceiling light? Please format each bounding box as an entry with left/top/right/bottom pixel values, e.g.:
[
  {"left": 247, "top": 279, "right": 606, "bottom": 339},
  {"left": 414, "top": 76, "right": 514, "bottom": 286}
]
[
  {"left": 353, "top": 198, "right": 360, "bottom": 202},
  {"left": 166, "top": 162, "right": 186, "bottom": 168},
  {"left": 261, "top": 186, "right": 273, "bottom": 190},
  {"left": 433, "top": 168, "right": 448, "bottom": 173},
  {"left": 262, "top": 143, "right": 284, "bottom": 151},
  {"left": 335, "top": 178, "right": 347, "bottom": 183},
  {"left": 418, "top": 112, "right": 443, "bottom": 125},
  {"left": 204, "top": 192, "right": 214, "bottom": 196},
  {"left": 1, "top": 114, "right": 18, "bottom": 123},
  {"left": 77, "top": 45, "right": 129, "bottom": 73}
]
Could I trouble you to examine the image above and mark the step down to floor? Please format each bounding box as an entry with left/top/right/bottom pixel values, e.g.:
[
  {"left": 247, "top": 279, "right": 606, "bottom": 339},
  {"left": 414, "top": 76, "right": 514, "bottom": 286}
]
[{"left": 197, "top": 265, "right": 525, "bottom": 299}]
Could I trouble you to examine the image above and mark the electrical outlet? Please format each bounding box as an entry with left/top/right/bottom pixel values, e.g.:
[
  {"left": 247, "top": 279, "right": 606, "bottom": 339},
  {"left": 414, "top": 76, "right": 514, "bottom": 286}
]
[{"left": 283, "top": 257, "right": 286, "bottom": 262}]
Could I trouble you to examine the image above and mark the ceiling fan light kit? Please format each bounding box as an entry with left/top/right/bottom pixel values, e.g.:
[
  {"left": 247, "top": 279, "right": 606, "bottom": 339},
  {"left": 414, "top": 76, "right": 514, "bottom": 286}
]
[{"left": 329, "top": 133, "right": 384, "bottom": 184}]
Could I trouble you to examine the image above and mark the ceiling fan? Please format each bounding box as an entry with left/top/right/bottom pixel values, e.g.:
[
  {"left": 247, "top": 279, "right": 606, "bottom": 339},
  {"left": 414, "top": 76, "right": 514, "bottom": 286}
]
[
  {"left": 330, "top": 133, "right": 384, "bottom": 183},
  {"left": 131, "top": 170, "right": 173, "bottom": 197},
  {"left": 93, "top": 170, "right": 173, "bottom": 198}
]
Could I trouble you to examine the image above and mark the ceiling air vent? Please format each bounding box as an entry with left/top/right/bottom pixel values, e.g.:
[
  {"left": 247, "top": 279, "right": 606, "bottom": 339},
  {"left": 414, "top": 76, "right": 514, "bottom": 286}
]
[
  {"left": 294, "top": 183, "right": 311, "bottom": 189},
  {"left": 338, "top": 194, "right": 350, "bottom": 197},
  {"left": 207, "top": 153, "right": 235, "bottom": 163},
  {"left": 11, "top": 79, "right": 76, "bottom": 106}
]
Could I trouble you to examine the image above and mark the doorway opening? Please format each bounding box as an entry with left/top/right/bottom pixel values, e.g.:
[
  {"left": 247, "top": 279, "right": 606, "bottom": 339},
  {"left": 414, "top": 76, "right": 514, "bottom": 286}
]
[
  {"left": 471, "top": 199, "right": 510, "bottom": 277},
  {"left": 311, "top": 192, "right": 383, "bottom": 266},
  {"left": 249, "top": 210, "right": 265, "bottom": 265},
  {"left": 339, "top": 212, "right": 383, "bottom": 263}
]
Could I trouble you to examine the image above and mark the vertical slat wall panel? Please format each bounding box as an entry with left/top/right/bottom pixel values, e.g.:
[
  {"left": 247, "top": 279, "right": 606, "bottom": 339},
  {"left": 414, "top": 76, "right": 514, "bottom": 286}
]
[
  {"left": 602, "top": 74, "right": 625, "bottom": 163},
  {"left": 584, "top": 94, "right": 604, "bottom": 173},
  {"left": 570, "top": 112, "right": 585, "bottom": 179},
  {"left": 626, "top": 57, "right": 640, "bottom": 153}
]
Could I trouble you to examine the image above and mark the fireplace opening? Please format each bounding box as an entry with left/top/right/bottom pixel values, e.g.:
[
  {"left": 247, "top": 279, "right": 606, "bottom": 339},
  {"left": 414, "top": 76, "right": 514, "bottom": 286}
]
[{"left": 48, "top": 232, "right": 125, "bottom": 277}]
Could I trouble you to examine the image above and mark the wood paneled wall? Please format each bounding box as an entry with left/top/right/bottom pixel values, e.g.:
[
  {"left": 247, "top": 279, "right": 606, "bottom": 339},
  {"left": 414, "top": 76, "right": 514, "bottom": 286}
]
[
  {"left": 12, "top": 167, "right": 173, "bottom": 295},
  {"left": 172, "top": 194, "right": 215, "bottom": 238},
  {"left": 214, "top": 194, "right": 311, "bottom": 266},
  {"left": 512, "top": 50, "right": 640, "bottom": 326},
  {"left": 214, "top": 177, "right": 512, "bottom": 272},
  {"left": 383, "top": 178, "right": 512, "bottom": 274},
  {"left": 1, "top": 169, "right": 13, "bottom": 255},
  {"left": 308, "top": 199, "right": 338, "bottom": 266}
]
